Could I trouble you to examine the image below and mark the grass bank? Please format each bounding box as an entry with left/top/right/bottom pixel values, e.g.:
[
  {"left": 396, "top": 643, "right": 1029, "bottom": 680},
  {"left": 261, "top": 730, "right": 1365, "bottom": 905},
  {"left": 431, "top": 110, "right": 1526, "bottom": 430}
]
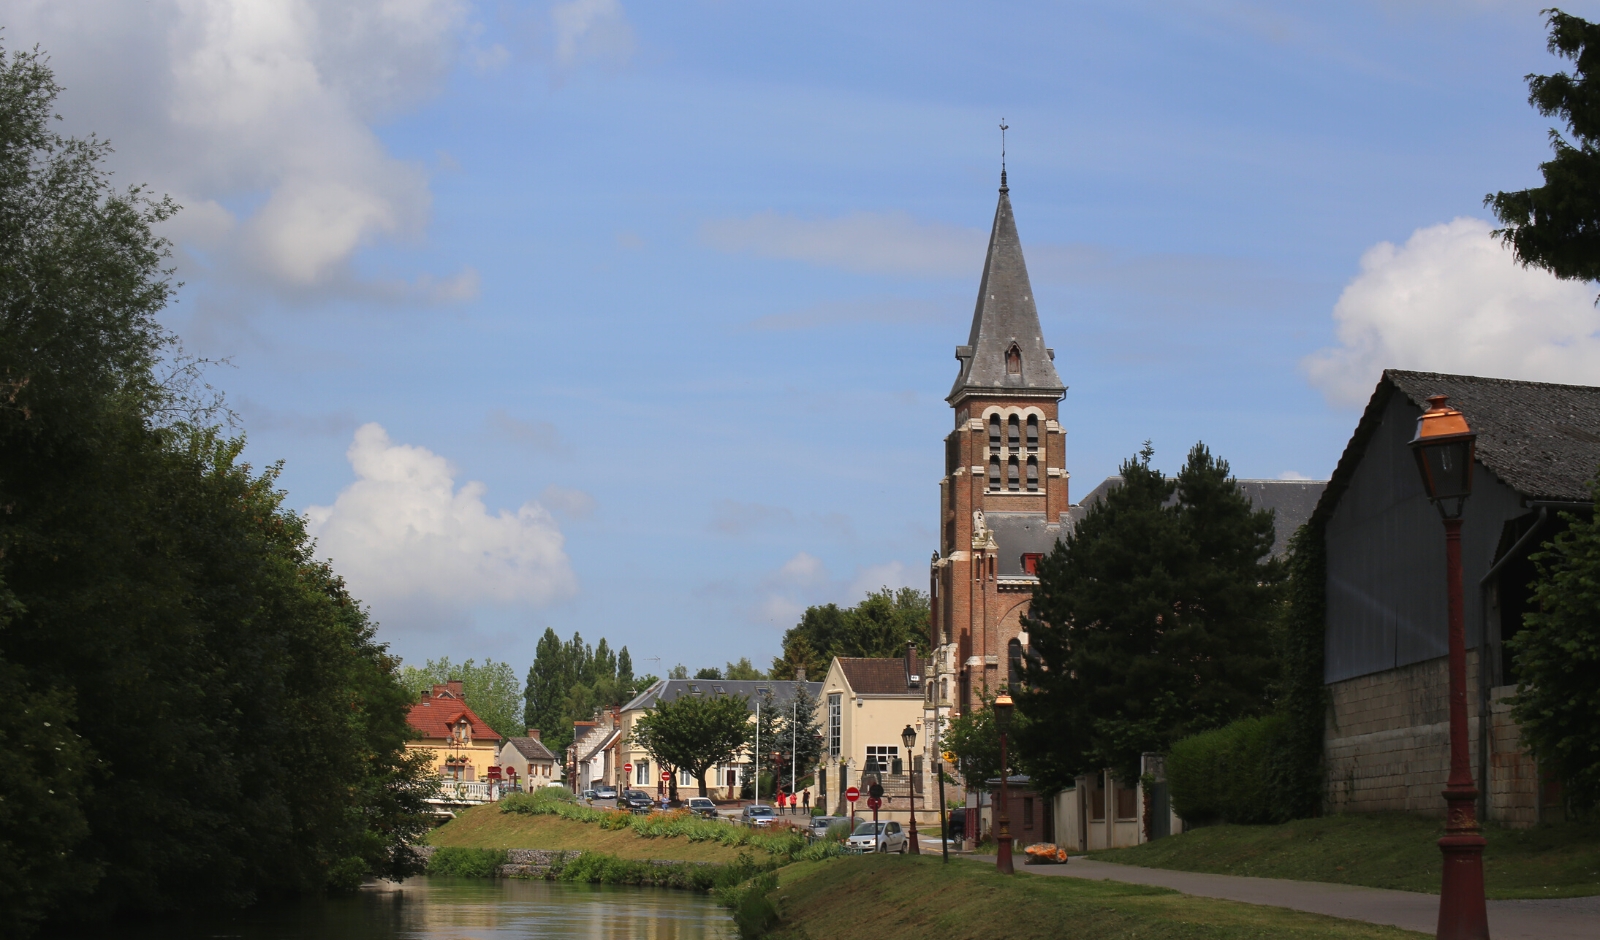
[
  {"left": 1089, "top": 814, "right": 1600, "bottom": 899},
  {"left": 428, "top": 804, "right": 757, "bottom": 863},
  {"left": 760, "top": 855, "right": 1425, "bottom": 939}
]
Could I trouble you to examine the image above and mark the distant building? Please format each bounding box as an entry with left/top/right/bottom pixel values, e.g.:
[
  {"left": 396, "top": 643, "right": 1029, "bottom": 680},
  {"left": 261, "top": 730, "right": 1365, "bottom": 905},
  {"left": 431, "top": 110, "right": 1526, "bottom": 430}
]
[
  {"left": 1314, "top": 370, "right": 1599, "bottom": 826},
  {"left": 405, "top": 681, "right": 503, "bottom": 783},
  {"left": 498, "top": 729, "right": 558, "bottom": 789},
  {"left": 816, "top": 649, "right": 933, "bottom": 823}
]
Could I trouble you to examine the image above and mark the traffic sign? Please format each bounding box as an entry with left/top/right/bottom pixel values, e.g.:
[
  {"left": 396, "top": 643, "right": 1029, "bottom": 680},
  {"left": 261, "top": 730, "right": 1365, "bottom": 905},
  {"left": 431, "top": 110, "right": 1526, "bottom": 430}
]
[
  {"left": 867, "top": 796, "right": 882, "bottom": 811},
  {"left": 623, "top": 762, "right": 633, "bottom": 775},
  {"left": 660, "top": 770, "right": 671, "bottom": 782},
  {"left": 845, "top": 786, "right": 860, "bottom": 803}
]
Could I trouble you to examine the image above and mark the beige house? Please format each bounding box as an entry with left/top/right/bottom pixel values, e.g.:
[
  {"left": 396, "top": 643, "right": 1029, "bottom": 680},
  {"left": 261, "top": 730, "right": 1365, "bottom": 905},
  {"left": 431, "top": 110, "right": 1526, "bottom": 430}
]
[
  {"left": 497, "top": 729, "right": 559, "bottom": 788},
  {"left": 404, "top": 681, "right": 503, "bottom": 782},
  {"left": 814, "top": 651, "right": 938, "bottom": 827}
]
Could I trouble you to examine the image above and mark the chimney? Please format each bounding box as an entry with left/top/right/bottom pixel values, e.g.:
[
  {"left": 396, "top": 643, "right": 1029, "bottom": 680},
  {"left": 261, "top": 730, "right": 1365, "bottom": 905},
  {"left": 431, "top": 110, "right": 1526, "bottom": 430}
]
[
  {"left": 527, "top": 728, "right": 541, "bottom": 740},
  {"left": 446, "top": 679, "right": 464, "bottom": 700},
  {"left": 795, "top": 666, "right": 807, "bottom": 682},
  {"left": 906, "top": 643, "right": 919, "bottom": 687}
]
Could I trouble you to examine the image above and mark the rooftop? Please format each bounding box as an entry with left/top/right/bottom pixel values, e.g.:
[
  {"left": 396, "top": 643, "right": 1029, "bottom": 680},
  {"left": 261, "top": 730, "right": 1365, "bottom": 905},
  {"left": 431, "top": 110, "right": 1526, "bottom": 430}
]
[{"left": 836, "top": 657, "right": 921, "bottom": 696}]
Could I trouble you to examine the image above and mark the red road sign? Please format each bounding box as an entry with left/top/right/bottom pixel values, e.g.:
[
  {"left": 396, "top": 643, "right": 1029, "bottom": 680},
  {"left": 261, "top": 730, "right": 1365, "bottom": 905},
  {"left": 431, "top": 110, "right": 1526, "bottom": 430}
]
[
  {"left": 867, "top": 796, "right": 882, "bottom": 811},
  {"left": 623, "top": 762, "right": 633, "bottom": 774},
  {"left": 845, "top": 786, "right": 860, "bottom": 803},
  {"left": 660, "top": 770, "right": 671, "bottom": 782}
]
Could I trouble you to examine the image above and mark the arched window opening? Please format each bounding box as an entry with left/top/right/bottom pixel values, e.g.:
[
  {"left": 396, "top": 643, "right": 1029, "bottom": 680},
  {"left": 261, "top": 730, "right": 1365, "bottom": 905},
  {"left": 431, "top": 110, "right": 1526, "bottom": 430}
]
[
  {"left": 1026, "top": 415, "right": 1039, "bottom": 451},
  {"left": 1007, "top": 638, "right": 1024, "bottom": 688},
  {"left": 1026, "top": 456, "right": 1039, "bottom": 491},
  {"left": 1007, "top": 414, "right": 1020, "bottom": 449},
  {"left": 1006, "top": 344, "right": 1022, "bottom": 375},
  {"left": 988, "top": 456, "right": 1001, "bottom": 491},
  {"left": 1007, "top": 455, "right": 1020, "bottom": 491},
  {"left": 988, "top": 414, "right": 1001, "bottom": 451}
]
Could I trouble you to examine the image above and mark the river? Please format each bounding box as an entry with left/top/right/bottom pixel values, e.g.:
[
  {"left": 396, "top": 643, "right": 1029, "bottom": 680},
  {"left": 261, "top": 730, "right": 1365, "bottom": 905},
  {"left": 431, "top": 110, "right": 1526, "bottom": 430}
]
[{"left": 87, "top": 877, "right": 737, "bottom": 939}]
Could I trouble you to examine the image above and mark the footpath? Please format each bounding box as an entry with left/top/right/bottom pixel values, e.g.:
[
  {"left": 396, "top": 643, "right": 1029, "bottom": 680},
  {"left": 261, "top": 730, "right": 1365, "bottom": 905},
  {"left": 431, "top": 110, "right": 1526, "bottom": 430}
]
[{"left": 966, "top": 854, "right": 1598, "bottom": 939}]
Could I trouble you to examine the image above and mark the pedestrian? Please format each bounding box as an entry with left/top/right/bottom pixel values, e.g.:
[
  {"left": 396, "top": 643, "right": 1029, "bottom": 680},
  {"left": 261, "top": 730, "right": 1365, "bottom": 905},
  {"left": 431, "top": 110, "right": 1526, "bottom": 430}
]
[
  {"left": 802, "top": 789, "right": 810, "bottom": 814},
  {"left": 777, "top": 789, "right": 787, "bottom": 814}
]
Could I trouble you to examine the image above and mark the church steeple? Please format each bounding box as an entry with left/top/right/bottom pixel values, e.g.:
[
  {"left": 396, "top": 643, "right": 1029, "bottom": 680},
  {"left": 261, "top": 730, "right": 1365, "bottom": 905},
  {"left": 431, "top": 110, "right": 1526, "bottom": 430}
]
[{"left": 947, "top": 175, "right": 1064, "bottom": 403}]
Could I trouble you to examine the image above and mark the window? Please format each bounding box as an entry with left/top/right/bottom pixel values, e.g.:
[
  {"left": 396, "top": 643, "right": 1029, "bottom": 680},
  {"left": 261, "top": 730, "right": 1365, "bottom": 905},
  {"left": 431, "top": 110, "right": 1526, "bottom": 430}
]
[
  {"left": 1007, "top": 456, "right": 1020, "bottom": 491},
  {"left": 1007, "top": 414, "right": 1020, "bottom": 448},
  {"left": 1115, "top": 785, "right": 1138, "bottom": 820},
  {"left": 988, "top": 413, "right": 1001, "bottom": 450},
  {"left": 635, "top": 760, "right": 651, "bottom": 785},
  {"left": 988, "top": 456, "right": 1001, "bottom": 491},
  {"left": 1008, "top": 638, "right": 1024, "bottom": 688},
  {"left": 1021, "top": 553, "right": 1042, "bottom": 576},
  {"left": 681, "top": 768, "right": 695, "bottom": 786},
  {"left": 1006, "top": 344, "right": 1021, "bottom": 374},
  {"left": 865, "top": 745, "right": 898, "bottom": 773},
  {"left": 1026, "top": 415, "right": 1038, "bottom": 451},
  {"left": 828, "top": 693, "right": 842, "bottom": 758},
  {"left": 1026, "top": 457, "right": 1038, "bottom": 491}
]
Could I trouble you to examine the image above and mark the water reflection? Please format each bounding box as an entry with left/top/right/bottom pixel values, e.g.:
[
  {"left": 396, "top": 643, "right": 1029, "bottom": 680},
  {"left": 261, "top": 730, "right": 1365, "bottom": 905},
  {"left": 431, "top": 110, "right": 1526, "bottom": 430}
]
[{"left": 95, "top": 877, "right": 736, "bottom": 940}]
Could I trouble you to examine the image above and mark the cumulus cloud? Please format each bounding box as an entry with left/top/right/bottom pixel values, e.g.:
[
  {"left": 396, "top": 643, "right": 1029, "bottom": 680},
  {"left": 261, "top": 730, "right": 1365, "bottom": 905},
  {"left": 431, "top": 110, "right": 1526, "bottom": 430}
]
[
  {"left": 306, "top": 424, "right": 576, "bottom": 612},
  {"left": 1303, "top": 217, "right": 1600, "bottom": 406},
  {"left": 702, "top": 210, "right": 986, "bottom": 277},
  {"left": 6, "top": 0, "right": 471, "bottom": 294}
]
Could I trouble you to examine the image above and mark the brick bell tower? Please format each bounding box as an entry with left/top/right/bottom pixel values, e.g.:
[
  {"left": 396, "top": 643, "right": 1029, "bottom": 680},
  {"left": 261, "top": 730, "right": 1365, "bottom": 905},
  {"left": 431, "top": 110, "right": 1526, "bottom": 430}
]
[{"left": 929, "top": 170, "right": 1068, "bottom": 717}]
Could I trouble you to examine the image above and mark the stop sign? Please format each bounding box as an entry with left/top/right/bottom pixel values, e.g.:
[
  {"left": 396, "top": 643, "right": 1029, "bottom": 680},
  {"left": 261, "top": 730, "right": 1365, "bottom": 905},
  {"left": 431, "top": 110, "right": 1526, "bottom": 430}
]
[
  {"left": 845, "top": 786, "right": 860, "bottom": 803},
  {"left": 867, "top": 796, "right": 882, "bottom": 811},
  {"left": 623, "top": 762, "right": 633, "bottom": 775}
]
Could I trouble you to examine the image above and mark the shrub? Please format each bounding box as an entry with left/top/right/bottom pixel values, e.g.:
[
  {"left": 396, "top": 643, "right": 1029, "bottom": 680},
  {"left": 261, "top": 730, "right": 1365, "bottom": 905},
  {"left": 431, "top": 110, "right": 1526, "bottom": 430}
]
[
  {"left": 497, "top": 790, "right": 807, "bottom": 856},
  {"left": 427, "top": 848, "right": 508, "bottom": 878},
  {"left": 715, "top": 871, "right": 780, "bottom": 939},
  {"left": 1167, "top": 713, "right": 1298, "bottom": 825}
]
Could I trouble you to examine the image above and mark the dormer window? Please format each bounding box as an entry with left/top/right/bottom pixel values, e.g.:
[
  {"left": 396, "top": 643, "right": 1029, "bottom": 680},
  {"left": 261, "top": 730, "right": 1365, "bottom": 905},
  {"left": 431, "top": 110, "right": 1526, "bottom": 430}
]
[{"left": 1006, "top": 344, "right": 1021, "bottom": 375}]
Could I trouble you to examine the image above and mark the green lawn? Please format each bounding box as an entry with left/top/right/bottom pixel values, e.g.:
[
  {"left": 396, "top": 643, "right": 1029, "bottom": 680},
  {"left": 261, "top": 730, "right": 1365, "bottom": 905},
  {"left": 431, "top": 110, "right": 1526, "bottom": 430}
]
[
  {"left": 427, "top": 803, "right": 754, "bottom": 863},
  {"left": 1089, "top": 814, "right": 1600, "bottom": 899},
  {"left": 766, "top": 855, "right": 1426, "bottom": 939}
]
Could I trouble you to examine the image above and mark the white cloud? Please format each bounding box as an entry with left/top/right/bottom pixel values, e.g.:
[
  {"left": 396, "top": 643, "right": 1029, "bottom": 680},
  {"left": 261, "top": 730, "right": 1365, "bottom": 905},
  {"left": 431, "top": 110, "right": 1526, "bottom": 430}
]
[
  {"left": 702, "top": 210, "right": 985, "bottom": 277},
  {"left": 550, "top": 0, "right": 634, "bottom": 70},
  {"left": 7, "top": 0, "right": 470, "bottom": 293},
  {"left": 1303, "top": 217, "right": 1600, "bottom": 406},
  {"left": 539, "top": 484, "right": 596, "bottom": 520},
  {"left": 306, "top": 423, "right": 576, "bottom": 612}
]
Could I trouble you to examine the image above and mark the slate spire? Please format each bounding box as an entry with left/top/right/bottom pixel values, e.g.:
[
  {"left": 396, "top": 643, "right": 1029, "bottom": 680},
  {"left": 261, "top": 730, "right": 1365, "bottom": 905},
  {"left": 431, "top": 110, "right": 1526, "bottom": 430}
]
[{"left": 947, "top": 174, "right": 1064, "bottom": 403}]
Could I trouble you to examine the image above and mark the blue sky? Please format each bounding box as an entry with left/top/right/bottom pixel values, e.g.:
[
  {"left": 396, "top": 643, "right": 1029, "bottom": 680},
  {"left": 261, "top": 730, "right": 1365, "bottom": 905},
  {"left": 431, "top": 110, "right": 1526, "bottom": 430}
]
[{"left": 10, "top": 0, "right": 1600, "bottom": 674}]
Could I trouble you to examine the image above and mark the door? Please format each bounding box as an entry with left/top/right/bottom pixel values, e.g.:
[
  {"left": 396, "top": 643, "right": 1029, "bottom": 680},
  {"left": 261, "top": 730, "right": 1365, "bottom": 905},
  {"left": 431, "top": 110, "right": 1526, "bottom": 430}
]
[{"left": 1148, "top": 780, "right": 1170, "bottom": 840}]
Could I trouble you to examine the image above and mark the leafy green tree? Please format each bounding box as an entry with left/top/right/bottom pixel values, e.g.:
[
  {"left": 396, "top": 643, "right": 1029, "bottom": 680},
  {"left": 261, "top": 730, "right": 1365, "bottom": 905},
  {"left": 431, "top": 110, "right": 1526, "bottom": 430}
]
[
  {"left": 1510, "top": 479, "right": 1600, "bottom": 812},
  {"left": 669, "top": 664, "right": 689, "bottom": 679},
  {"left": 695, "top": 666, "right": 723, "bottom": 679},
  {"left": 724, "top": 657, "right": 765, "bottom": 680},
  {"left": 1488, "top": 10, "right": 1600, "bottom": 287},
  {"left": 1018, "top": 443, "right": 1282, "bottom": 786},
  {"left": 770, "top": 587, "right": 930, "bottom": 679},
  {"left": 399, "top": 657, "right": 523, "bottom": 740},
  {"left": 630, "top": 693, "right": 752, "bottom": 797},
  {"left": 944, "top": 701, "right": 1004, "bottom": 789}
]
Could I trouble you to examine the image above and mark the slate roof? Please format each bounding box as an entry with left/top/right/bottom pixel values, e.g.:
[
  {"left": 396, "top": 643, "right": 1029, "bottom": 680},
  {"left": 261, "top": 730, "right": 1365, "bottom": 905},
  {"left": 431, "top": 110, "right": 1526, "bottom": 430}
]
[
  {"left": 621, "top": 679, "right": 822, "bottom": 713},
  {"left": 836, "top": 657, "right": 921, "bottom": 696},
  {"left": 1062, "top": 476, "right": 1326, "bottom": 557},
  {"left": 502, "top": 736, "right": 556, "bottom": 762},
  {"left": 405, "top": 694, "right": 503, "bottom": 743},
  {"left": 1313, "top": 370, "right": 1600, "bottom": 525},
  {"left": 948, "top": 174, "right": 1065, "bottom": 403},
  {"left": 986, "top": 511, "right": 1069, "bottom": 577}
]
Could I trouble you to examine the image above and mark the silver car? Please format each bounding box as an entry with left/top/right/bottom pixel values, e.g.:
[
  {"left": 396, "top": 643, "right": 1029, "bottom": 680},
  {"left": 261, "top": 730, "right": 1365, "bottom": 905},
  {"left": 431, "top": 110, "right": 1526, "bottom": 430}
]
[{"left": 847, "top": 820, "right": 908, "bottom": 853}]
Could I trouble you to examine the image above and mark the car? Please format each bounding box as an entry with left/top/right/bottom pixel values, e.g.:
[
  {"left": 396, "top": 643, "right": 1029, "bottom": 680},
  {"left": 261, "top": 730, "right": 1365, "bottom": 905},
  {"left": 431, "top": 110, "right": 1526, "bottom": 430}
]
[
  {"left": 593, "top": 785, "right": 618, "bottom": 801},
  {"left": 947, "top": 807, "right": 967, "bottom": 843},
  {"left": 741, "top": 804, "right": 778, "bottom": 827},
  {"left": 581, "top": 788, "right": 598, "bottom": 802},
  {"left": 808, "top": 815, "right": 847, "bottom": 838},
  {"left": 847, "top": 820, "right": 908, "bottom": 853},
  {"left": 622, "top": 789, "right": 654, "bottom": 810},
  {"left": 687, "top": 797, "right": 719, "bottom": 819}
]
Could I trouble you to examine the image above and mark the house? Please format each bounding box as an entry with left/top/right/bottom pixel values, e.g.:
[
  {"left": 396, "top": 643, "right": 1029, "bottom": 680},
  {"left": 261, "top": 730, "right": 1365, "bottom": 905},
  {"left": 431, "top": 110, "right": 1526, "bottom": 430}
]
[
  {"left": 1313, "top": 370, "right": 1600, "bottom": 826},
  {"left": 815, "top": 648, "right": 940, "bottom": 828},
  {"left": 497, "top": 729, "right": 558, "bottom": 789},
  {"left": 567, "top": 710, "right": 620, "bottom": 791},
  {"left": 617, "top": 677, "right": 823, "bottom": 798},
  {"left": 405, "top": 681, "right": 503, "bottom": 782}
]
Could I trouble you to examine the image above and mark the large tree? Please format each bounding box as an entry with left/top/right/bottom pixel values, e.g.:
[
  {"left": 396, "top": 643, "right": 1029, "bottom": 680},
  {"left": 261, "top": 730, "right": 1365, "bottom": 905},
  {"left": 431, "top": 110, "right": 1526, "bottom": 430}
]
[
  {"left": 399, "top": 657, "right": 523, "bottom": 740},
  {"left": 630, "top": 693, "right": 752, "bottom": 797},
  {"left": 1018, "top": 443, "right": 1282, "bottom": 786},
  {"left": 770, "top": 587, "right": 930, "bottom": 679},
  {"left": 522, "top": 628, "right": 648, "bottom": 758},
  {"left": 1509, "top": 479, "right": 1600, "bottom": 813},
  {"left": 1487, "top": 10, "right": 1600, "bottom": 286}
]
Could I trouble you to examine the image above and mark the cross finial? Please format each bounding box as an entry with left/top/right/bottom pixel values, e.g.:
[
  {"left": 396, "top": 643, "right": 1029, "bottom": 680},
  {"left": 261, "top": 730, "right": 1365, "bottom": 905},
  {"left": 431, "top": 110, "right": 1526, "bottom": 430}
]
[{"left": 999, "top": 118, "right": 1010, "bottom": 193}]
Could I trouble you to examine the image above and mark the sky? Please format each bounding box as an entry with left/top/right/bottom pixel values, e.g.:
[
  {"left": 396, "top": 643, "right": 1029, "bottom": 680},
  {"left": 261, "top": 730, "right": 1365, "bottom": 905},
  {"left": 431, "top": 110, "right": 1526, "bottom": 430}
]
[{"left": 6, "top": 0, "right": 1600, "bottom": 675}]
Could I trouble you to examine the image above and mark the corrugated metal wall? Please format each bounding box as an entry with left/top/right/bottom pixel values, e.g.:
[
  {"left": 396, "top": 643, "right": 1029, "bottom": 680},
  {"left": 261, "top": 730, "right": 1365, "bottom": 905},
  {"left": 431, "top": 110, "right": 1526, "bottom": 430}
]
[{"left": 1324, "top": 393, "right": 1527, "bottom": 683}]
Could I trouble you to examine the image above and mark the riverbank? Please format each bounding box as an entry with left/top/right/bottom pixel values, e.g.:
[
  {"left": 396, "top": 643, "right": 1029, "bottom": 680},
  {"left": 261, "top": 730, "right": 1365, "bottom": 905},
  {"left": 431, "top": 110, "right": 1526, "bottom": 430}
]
[
  {"left": 1087, "top": 815, "right": 1600, "bottom": 899},
  {"left": 761, "top": 855, "right": 1425, "bottom": 939},
  {"left": 428, "top": 804, "right": 756, "bottom": 863}
]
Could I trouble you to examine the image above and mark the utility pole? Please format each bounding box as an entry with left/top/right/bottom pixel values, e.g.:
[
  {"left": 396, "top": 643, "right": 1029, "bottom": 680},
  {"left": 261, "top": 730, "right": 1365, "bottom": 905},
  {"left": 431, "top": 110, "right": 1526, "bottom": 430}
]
[{"left": 753, "top": 699, "right": 760, "bottom": 807}]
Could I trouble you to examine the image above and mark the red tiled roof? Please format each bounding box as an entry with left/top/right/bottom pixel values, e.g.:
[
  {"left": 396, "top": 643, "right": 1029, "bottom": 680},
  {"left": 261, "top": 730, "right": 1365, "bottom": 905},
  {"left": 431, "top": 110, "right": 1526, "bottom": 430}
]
[
  {"left": 406, "top": 691, "right": 502, "bottom": 743},
  {"left": 837, "top": 657, "right": 917, "bottom": 696}
]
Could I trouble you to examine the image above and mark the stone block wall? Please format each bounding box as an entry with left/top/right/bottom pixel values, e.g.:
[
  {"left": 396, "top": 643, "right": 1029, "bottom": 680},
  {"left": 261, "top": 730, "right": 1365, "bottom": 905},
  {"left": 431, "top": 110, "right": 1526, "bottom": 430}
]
[{"left": 1486, "top": 685, "right": 1539, "bottom": 828}]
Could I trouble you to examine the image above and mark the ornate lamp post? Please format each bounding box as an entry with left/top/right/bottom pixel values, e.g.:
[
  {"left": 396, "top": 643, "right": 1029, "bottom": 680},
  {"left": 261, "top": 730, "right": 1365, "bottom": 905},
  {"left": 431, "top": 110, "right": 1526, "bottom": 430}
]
[
  {"left": 1409, "top": 394, "right": 1489, "bottom": 940},
  {"left": 992, "top": 690, "right": 1015, "bottom": 875},
  {"left": 901, "top": 724, "right": 921, "bottom": 855}
]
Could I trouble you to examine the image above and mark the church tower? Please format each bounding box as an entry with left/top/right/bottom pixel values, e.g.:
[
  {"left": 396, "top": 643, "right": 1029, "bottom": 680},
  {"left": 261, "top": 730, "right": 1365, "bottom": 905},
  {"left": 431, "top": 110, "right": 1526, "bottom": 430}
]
[{"left": 929, "top": 171, "right": 1068, "bottom": 716}]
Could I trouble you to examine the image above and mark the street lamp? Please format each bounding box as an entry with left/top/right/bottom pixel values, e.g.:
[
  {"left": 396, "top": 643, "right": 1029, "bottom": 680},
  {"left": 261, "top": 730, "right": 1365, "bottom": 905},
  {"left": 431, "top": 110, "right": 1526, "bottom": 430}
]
[
  {"left": 1408, "top": 394, "right": 1488, "bottom": 940},
  {"left": 901, "top": 724, "right": 921, "bottom": 855},
  {"left": 992, "top": 690, "right": 1015, "bottom": 875}
]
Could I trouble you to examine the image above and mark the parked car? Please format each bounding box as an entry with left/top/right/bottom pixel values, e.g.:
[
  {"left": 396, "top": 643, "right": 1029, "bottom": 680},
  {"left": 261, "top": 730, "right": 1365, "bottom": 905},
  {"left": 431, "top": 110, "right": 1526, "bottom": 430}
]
[
  {"left": 687, "top": 797, "right": 719, "bottom": 819},
  {"left": 581, "top": 788, "right": 598, "bottom": 802},
  {"left": 622, "top": 789, "right": 654, "bottom": 810},
  {"left": 808, "top": 815, "right": 847, "bottom": 838},
  {"left": 848, "top": 820, "right": 907, "bottom": 853},
  {"left": 741, "top": 804, "right": 778, "bottom": 827},
  {"left": 593, "top": 785, "right": 618, "bottom": 801},
  {"left": 947, "top": 807, "right": 966, "bottom": 843}
]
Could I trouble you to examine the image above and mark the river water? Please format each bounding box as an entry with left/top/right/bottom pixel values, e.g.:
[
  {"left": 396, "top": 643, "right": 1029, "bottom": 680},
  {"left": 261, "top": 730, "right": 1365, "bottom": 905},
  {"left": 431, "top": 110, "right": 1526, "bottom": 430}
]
[{"left": 95, "top": 878, "right": 737, "bottom": 940}]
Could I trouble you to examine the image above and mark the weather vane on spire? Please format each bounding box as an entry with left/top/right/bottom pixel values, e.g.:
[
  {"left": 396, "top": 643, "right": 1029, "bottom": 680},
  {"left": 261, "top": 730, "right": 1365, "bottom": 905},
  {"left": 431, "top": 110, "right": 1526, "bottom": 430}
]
[{"left": 999, "top": 118, "right": 1010, "bottom": 191}]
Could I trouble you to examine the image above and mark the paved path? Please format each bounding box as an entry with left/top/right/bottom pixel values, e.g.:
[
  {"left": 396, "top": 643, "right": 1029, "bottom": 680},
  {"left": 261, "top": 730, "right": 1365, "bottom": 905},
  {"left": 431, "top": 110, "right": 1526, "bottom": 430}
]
[{"left": 967, "top": 855, "right": 1598, "bottom": 939}]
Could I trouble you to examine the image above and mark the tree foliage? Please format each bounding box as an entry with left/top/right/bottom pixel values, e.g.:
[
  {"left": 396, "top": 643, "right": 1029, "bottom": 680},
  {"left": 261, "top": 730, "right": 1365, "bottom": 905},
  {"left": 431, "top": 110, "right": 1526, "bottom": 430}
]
[
  {"left": 0, "top": 45, "right": 432, "bottom": 934},
  {"left": 630, "top": 692, "right": 752, "bottom": 797},
  {"left": 399, "top": 657, "right": 523, "bottom": 740},
  {"left": 1487, "top": 10, "right": 1600, "bottom": 287},
  {"left": 1510, "top": 482, "right": 1600, "bottom": 813},
  {"left": 522, "top": 628, "right": 650, "bottom": 760},
  {"left": 1018, "top": 443, "right": 1282, "bottom": 786},
  {"left": 770, "top": 587, "right": 930, "bottom": 679}
]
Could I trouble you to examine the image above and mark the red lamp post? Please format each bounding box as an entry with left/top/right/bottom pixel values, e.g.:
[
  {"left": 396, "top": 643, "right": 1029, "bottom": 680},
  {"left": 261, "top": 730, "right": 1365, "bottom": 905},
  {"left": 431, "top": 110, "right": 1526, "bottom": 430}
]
[
  {"left": 901, "top": 724, "right": 921, "bottom": 854},
  {"left": 992, "top": 690, "right": 1015, "bottom": 875},
  {"left": 1408, "top": 394, "right": 1489, "bottom": 940}
]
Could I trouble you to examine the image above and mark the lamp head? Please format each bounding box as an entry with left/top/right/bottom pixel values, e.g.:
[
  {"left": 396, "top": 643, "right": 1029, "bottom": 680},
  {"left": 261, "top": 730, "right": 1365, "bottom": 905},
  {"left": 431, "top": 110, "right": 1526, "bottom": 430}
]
[
  {"left": 1408, "top": 394, "right": 1476, "bottom": 519},
  {"left": 901, "top": 724, "right": 917, "bottom": 750},
  {"left": 993, "top": 690, "right": 1014, "bottom": 732}
]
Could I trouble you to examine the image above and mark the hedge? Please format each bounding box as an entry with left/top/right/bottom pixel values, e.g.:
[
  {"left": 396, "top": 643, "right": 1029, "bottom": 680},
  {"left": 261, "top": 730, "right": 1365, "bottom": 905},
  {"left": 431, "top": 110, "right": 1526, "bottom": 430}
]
[{"left": 1167, "top": 714, "right": 1300, "bottom": 826}]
